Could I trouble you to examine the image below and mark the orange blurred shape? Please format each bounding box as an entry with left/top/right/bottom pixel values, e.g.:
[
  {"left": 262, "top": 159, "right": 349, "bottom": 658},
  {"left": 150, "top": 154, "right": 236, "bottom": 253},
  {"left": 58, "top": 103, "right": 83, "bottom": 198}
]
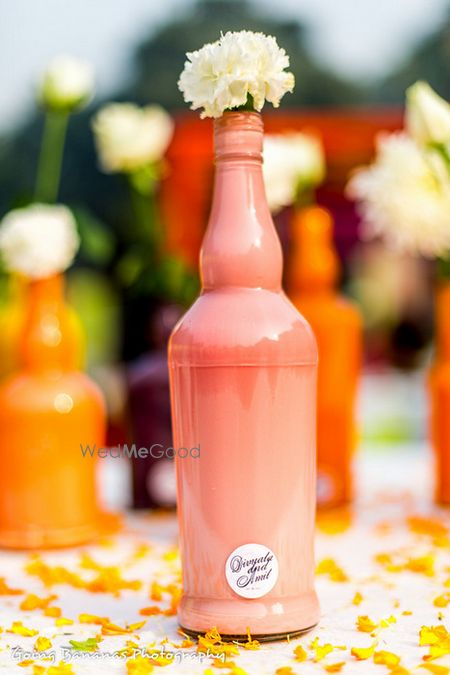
[
  {"left": 0, "top": 274, "right": 107, "bottom": 548},
  {"left": 287, "top": 206, "right": 362, "bottom": 508},
  {"left": 429, "top": 282, "right": 450, "bottom": 504}
]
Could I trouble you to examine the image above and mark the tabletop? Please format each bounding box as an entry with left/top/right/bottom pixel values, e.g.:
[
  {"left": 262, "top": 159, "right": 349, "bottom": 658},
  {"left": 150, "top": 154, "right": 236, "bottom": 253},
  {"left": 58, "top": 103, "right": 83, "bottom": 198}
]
[{"left": 0, "top": 443, "right": 449, "bottom": 674}]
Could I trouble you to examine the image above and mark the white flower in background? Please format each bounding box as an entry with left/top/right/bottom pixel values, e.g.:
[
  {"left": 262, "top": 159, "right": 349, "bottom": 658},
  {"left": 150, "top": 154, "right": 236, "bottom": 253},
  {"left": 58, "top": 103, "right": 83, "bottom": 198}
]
[
  {"left": 263, "top": 133, "right": 325, "bottom": 213},
  {"left": 406, "top": 81, "right": 450, "bottom": 149},
  {"left": 39, "top": 55, "right": 94, "bottom": 111},
  {"left": 178, "top": 31, "right": 295, "bottom": 118},
  {"left": 0, "top": 204, "right": 80, "bottom": 278},
  {"left": 347, "top": 132, "right": 450, "bottom": 258},
  {"left": 92, "top": 103, "right": 174, "bottom": 173}
]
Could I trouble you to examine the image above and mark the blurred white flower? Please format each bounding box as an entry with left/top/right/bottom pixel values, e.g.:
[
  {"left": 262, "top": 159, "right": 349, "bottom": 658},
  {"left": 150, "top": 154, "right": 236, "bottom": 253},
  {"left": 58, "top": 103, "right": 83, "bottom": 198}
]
[
  {"left": 178, "top": 31, "right": 294, "bottom": 119},
  {"left": 347, "top": 132, "right": 450, "bottom": 258},
  {"left": 406, "top": 81, "right": 450, "bottom": 149},
  {"left": 0, "top": 204, "right": 80, "bottom": 278},
  {"left": 263, "top": 133, "right": 325, "bottom": 213},
  {"left": 92, "top": 103, "right": 174, "bottom": 173},
  {"left": 39, "top": 55, "right": 94, "bottom": 111}
]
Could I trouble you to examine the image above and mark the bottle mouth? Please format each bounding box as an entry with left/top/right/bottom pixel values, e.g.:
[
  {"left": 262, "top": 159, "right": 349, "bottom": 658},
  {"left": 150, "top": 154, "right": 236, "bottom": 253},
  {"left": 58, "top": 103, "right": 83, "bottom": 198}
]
[
  {"left": 215, "top": 110, "right": 263, "bottom": 129},
  {"left": 214, "top": 111, "right": 263, "bottom": 160}
]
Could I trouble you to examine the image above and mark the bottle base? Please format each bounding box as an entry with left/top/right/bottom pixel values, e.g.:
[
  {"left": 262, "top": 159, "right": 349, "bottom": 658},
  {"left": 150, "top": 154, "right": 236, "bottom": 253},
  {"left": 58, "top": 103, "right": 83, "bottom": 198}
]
[
  {"left": 178, "top": 592, "right": 320, "bottom": 639},
  {"left": 0, "top": 511, "right": 120, "bottom": 550},
  {"left": 180, "top": 624, "right": 317, "bottom": 643}
]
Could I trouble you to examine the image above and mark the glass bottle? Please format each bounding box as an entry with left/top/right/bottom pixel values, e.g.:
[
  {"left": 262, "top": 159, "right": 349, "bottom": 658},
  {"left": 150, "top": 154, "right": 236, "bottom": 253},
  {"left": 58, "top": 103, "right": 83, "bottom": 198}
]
[
  {"left": 169, "top": 112, "right": 319, "bottom": 639},
  {"left": 0, "top": 274, "right": 105, "bottom": 548},
  {"left": 287, "top": 205, "right": 362, "bottom": 508}
]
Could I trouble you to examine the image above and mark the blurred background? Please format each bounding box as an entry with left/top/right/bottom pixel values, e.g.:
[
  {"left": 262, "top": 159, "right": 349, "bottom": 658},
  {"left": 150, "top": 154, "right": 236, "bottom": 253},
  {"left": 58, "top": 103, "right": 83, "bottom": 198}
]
[{"left": 1, "top": 0, "right": 449, "bottom": 508}]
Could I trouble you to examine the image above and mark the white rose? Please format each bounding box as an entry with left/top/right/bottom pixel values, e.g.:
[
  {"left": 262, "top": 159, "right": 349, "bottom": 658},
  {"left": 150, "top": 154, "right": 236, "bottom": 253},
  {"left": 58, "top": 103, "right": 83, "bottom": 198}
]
[
  {"left": 406, "top": 81, "right": 450, "bottom": 148},
  {"left": 347, "top": 132, "right": 450, "bottom": 258},
  {"left": 178, "top": 31, "right": 295, "bottom": 119},
  {"left": 92, "top": 103, "right": 174, "bottom": 173},
  {"left": 39, "top": 55, "right": 94, "bottom": 112},
  {"left": 0, "top": 204, "right": 80, "bottom": 278},
  {"left": 263, "top": 133, "right": 325, "bottom": 213}
]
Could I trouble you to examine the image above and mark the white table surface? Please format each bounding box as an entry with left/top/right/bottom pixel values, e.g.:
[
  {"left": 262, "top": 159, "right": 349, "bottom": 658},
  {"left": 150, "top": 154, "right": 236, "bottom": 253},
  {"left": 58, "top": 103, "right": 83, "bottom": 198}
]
[{"left": 0, "top": 443, "right": 449, "bottom": 674}]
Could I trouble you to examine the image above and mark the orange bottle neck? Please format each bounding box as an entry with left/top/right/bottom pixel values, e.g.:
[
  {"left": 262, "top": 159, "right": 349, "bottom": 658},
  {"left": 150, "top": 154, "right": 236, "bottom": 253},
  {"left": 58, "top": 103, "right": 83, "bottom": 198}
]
[
  {"left": 200, "top": 112, "right": 283, "bottom": 291},
  {"left": 288, "top": 205, "right": 340, "bottom": 297},
  {"left": 20, "top": 274, "right": 79, "bottom": 374}
]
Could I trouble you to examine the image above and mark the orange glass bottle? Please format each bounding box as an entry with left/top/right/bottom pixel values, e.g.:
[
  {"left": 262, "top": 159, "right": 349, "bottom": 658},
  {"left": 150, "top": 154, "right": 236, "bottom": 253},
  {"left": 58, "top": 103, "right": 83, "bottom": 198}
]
[
  {"left": 287, "top": 205, "right": 362, "bottom": 508},
  {"left": 0, "top": 274, "right": 105, "bottom": 548},
  {"left": 429, "top": 281, "right": 450, "bottom": 503}
]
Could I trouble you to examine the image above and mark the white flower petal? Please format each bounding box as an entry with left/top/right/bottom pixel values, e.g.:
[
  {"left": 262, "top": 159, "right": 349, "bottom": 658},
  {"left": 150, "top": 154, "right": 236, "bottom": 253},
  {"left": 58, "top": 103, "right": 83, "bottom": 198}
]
[
  {"left": 347, "top": 132, "right": 450, "bottom": 258},
  {"left": 178, "top": 31, "right": 294, "bottom": 118},
  {"left": 0, "top": 204, "right": 80, "bottom": 278},
  {"left": 39, "top": 55, "right": 94, "bottom": 111},
  {"left": 263, "top": 133, "right": 326, "bottom": 213},
  {"left": 406, "top": 81, "right": 450, "bottom": 147},
  {"left": 92, "top": 103, "right": 174, "bottom": 173}
]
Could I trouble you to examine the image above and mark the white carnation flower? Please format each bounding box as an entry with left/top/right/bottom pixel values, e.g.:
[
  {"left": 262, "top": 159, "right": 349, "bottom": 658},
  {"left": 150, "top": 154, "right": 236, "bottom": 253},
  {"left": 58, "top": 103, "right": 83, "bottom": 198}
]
[
  {"left": 406, "top": 81, "right": 450, "bottom": 149},
  {"left": 263, "top": 133, "right": 325, "bottom": 213},
  {"left": 92, "top": 103, "right": 174, "bottom": 173},
  {"left": 178, "top": 31, "right": 295, "bottom": 118},
  {"left": 0, "top": 204, "right": 80, "bottom": 278},
  {"left": 39, "top": 55, "right": 94, "bottom": 111},
  {"left": 347, "top": 133, "right": 450, "bottom": 258}
]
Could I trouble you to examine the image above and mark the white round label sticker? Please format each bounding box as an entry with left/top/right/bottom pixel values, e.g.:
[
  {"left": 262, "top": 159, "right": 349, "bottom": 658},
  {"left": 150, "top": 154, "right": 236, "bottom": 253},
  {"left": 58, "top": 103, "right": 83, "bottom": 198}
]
[{"left": 225, "top": 543, "right": 279, "bottom": 599}]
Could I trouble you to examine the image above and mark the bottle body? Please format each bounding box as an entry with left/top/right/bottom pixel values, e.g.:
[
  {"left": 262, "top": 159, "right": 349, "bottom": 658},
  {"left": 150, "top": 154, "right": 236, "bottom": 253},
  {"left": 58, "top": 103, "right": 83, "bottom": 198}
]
[
  {"left": 430, "top": 281, "right": 450, "bottom": 503},
  {"left": 288, "top": 206, "right": 362, "bottom": 508},
  {"left": 168, "top": 113, "right": 319, "bottom": 638},
  {"left": 0, "top": 371, "right": 105, "bottom": 548},
  {"left": 0, "top": 274, "right": 106, "bottom": 548},
  {"left": 294, "top": 293, "right": 361, "bottom": 507}
]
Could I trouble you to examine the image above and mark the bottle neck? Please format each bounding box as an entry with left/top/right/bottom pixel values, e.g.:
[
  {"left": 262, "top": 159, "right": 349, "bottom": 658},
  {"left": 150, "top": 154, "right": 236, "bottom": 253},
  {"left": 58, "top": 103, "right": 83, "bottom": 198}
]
[
  {"left": 288, "top": 205, "right": 340, "bottom": 296},
  {"left": 20, "top": 274, "right": 78, "bottom": 374},
  {"left": 200, "top": 112, "right": 283, "bottom": 291}
]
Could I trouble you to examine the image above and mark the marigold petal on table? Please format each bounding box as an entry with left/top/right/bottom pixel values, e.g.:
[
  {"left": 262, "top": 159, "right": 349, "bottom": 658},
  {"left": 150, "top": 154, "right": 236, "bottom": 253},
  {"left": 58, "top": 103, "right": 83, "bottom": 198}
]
[
  {"left": 7, "top": 620, "right": 38, "bottom": 637},
  {"left": 101, "top": 619, "right": 146, "bottom": 635},
  {"left": 419, "top": 625, "right": 449, "bottom": 646},
  {"left": 356, "top": 615, "right": 378, "bottom": 633},
  {"left": 140, "top": 606, "right": 162, "bottom": 616},
  {"left": 294, "top": 644, "right": 307, "bottom": 661},
  {"left": 0, "top": 577, "right": 23, "bottom": 595},
  {"left": 351, "top": 642, "right": 377, "bottom": 660},
  {"left": 420, "top": 664, "right": 450, "bottom": 674},
  {"left": 310, "top": 637, "right": 334, "bottom": 661},
  {"left": 126, "top": 655, "right": 154, "bottom": 674},
  {"left": 316, "top": 558, "right": 348, "bottom": 582},
  {"left": 373, "top": 650, "right": 400, "bottom": 667},
  {"left": 434, "top": 593, "right": 450, "bottom": 607},
  {"left": 55, "top": 617, "right": 73, "bottom": 626},
  {"left": 20, "top": 593, "right": 57, "bottom": 611},
  {"left": 324, "top": 663, "right": 346, "bottom": 673},
  {"left": 35, "top": 637, "right": 52, "bottom": 652}
]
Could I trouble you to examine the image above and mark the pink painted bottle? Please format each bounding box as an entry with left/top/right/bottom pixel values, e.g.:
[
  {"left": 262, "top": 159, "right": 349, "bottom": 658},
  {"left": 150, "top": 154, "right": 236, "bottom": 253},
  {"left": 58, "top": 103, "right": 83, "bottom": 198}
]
[{"left": 168, "top": 112, "right": 319, "bottom": 640}]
